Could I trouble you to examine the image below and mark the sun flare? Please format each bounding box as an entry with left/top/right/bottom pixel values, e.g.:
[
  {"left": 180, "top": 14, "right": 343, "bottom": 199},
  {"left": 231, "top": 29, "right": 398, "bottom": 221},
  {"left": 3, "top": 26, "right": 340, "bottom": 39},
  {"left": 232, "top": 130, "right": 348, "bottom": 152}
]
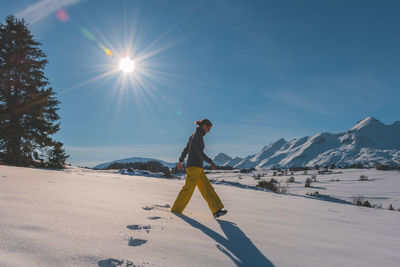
[{"left": 119, "top": 57, "right": 135, "bottom": 73}]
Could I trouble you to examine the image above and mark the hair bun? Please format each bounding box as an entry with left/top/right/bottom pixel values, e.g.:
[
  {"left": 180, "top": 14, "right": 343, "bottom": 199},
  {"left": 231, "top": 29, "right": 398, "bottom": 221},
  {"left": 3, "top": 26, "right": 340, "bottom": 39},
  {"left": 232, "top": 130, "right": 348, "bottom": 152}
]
[{"left": 195, "top": 119, "right": 212, "bottom": 127}]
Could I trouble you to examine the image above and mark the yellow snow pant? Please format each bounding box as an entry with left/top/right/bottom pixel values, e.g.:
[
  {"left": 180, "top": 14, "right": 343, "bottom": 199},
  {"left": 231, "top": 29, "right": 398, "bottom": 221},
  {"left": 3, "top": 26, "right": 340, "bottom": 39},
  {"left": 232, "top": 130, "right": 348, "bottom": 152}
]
[{"left": 171, "top": 167, "right": 224, "bottom": 214}]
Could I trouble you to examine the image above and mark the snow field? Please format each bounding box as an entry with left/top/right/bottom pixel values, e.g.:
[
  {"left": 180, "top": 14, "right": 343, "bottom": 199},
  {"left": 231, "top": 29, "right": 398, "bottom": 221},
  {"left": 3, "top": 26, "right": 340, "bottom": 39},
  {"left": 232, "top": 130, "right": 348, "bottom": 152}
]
[{"left": 1, "top": 165, "right": 399, "bottom": 266}]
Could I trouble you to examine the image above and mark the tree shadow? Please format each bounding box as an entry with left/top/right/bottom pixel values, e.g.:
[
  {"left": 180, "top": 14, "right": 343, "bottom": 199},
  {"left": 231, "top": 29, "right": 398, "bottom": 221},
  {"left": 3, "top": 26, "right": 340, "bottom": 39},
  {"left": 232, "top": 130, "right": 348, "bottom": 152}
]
[
  {"left": 291, "top": 193, "right": 353, "bottom": 205},
  {"left": 211, "top": 180, "right": 267, "bottom": 191},
  {"left": 175, "top": 214, "right": 275, "bottom": 267},
  {"left": 309, "top": 186, "right": 327, "bottom": 190}
]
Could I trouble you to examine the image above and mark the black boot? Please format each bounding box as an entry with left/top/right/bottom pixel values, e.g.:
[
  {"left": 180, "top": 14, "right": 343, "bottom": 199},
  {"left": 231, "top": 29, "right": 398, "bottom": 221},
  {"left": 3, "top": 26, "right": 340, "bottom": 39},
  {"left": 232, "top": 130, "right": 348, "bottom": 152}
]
[{"left": 213, "top": 209, "right": 228, "bottom": 218}]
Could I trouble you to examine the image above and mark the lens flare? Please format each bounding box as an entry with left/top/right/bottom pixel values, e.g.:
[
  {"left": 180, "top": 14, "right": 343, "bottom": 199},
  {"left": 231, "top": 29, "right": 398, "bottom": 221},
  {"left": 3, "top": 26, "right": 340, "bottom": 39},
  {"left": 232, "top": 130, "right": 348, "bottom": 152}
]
[
  {"left": 80, "top": 27, "right": 113, "bottom": 56},
  {"left": 98, "top": 43, "right": 113, "bottom": 56},
  {"left": 80, "top": 27, "right": 96, "bottom": 41},
  {"left": 105, "top": 49, "right": 113, "bottom": 56},
  {"left": 56, "top": 10, "right": 69, "bottom": 22}
]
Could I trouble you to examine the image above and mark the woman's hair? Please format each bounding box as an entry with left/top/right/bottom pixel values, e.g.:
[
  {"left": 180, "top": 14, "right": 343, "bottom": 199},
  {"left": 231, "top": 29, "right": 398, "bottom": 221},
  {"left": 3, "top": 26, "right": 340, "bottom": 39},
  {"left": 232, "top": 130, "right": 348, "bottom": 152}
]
[{"left": 195, "top": 119, "right": 212, "bottom": 127}]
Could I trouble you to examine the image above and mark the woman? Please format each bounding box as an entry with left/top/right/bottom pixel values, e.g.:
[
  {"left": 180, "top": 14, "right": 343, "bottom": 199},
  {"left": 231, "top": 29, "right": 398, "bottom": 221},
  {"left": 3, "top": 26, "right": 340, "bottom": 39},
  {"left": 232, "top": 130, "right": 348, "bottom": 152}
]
[{"left": 171, "top": 119, "right": 228, "bottom": 218}]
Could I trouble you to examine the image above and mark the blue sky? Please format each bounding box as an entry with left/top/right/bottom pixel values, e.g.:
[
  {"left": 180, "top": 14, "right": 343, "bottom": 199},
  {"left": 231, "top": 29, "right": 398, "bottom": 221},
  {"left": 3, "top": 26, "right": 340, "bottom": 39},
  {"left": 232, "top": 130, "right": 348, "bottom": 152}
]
[{"left": 2, "top": 0, "right": 400, "bottom": 166}]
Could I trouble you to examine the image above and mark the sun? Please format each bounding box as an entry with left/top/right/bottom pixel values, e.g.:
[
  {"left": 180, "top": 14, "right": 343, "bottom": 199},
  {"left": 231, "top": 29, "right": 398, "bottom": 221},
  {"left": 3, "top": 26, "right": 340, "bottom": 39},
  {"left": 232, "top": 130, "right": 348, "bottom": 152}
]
[{"left": 119, "top": 57, "right": 135, "bottom": 73}]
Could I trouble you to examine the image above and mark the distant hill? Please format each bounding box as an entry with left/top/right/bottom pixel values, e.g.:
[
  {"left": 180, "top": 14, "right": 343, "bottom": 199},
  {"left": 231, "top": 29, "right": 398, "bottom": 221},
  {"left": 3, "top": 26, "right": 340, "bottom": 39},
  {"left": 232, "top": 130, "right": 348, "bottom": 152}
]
[
  {"left": 94, "top": 157, "right": 176, "bottom": 170},
  {"left": 216, "top": 117, "right": 400, "bottom": 169}
]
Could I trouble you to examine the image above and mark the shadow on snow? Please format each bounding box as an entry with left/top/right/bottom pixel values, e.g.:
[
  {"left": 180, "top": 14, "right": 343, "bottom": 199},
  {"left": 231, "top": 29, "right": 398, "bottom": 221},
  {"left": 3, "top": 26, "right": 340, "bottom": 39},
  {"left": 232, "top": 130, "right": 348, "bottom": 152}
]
[{"left": 175, "top": 214, "right": 275, "bottom": 267}]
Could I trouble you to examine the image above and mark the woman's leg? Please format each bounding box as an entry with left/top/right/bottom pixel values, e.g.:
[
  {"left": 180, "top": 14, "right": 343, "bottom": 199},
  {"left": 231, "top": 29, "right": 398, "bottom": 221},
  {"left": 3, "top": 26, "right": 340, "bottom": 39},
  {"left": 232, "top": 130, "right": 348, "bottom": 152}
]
[
  {"left": 171, "top": 167, "right": 202, "bottom": 213},
  {"left": 197, "top": 169, "right": 224, "bottom": 214}
]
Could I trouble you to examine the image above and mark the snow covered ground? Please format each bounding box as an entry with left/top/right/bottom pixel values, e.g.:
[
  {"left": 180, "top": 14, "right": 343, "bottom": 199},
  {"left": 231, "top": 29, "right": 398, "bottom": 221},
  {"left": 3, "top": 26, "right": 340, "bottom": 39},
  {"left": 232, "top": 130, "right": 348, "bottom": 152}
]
[
  {"left": 205, "top": 168, "right": 400, "bottom": 209},
  {"left": 1, "top": 165, "right": 399, "bottom": 266}
]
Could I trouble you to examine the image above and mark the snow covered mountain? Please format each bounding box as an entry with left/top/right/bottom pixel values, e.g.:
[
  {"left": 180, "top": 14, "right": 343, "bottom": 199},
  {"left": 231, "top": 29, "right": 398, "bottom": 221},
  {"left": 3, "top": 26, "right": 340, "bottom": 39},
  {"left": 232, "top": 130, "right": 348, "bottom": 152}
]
[
  {"left": 94, "top": 157, "right": 176, "bottom": 169},
  {"left": 95, "top": 117, "right": 399, "bottom": 170},
  {"left": 222, "top": 117, "right": 400, "bottom": 169},
  {"left": 213, "top": 153, "right": 232, "bottom": 166}
]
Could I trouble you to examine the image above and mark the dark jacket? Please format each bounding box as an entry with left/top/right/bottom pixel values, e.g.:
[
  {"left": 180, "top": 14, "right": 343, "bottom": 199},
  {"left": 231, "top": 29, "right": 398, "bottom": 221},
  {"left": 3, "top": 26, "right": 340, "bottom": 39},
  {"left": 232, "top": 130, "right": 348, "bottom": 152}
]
[{"left": 179, "top": 127, "right": 213, "bottom": 168}]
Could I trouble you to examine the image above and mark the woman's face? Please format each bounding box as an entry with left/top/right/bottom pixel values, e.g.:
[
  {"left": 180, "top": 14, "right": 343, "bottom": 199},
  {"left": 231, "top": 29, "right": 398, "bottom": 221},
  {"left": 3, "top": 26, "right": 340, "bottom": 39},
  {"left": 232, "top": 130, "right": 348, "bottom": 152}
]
[{"left": 202, "top": 124, "right": 212, "bottom": 134}]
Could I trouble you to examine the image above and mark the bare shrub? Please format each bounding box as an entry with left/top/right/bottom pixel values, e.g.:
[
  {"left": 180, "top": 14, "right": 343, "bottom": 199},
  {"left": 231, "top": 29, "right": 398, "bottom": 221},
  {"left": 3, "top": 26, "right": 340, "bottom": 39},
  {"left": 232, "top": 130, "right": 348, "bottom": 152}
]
[
  {"left": 359, "top": 175, "right": 368, "bottom": 181},
  {"left": 287, "top": 176, "right": 295, "bottom": 183},
  {"left": 276, "top": 182, "right": 288, "bottom": 194},
  {"left": 256, "top": 179, "right": 278, "bottom": 192},
  {"left": 352, "top": 196, "right": 372, "bottom": 207},
  {"left": 363, "top": 200, "right": 371, "bottom": 207},
  {"left": 311, "top": 174, "right": 317, "bottom": 182},
  {"left": 240, "top": 168, "right": 255, "bottom": 173},
  {"left": 306, "top": 191, "right": 319, "bottom": 196},
  {"left": 163, "top": 168, "right": 172, "bottom": 178},
  {"left": 352, "top": 195, "right": 365, "bottom": 205},
  {"left": 253, "top": 173, "right": 262, "bottom": 180}
]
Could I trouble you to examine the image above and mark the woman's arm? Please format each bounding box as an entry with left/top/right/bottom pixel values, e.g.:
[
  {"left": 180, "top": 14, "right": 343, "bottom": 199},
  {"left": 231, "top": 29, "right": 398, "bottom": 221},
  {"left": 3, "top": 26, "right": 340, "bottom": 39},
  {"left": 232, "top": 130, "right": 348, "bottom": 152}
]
[{"left": 179, "top": 136, "right": 192, "bottom": 162}]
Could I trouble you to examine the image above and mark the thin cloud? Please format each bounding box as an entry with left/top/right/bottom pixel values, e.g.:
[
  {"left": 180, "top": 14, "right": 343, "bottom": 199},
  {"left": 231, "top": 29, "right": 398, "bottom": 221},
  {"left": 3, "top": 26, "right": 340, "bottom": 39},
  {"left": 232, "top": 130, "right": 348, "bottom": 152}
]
[
  {"left": 265, "top": 72, "right": 394, "bottom": 117},
  {"left": 268, "top": 90, "right": 334, "bottom": 116},
  {"left": 16, "top": 0, "right": 82, "bottom": 25}
]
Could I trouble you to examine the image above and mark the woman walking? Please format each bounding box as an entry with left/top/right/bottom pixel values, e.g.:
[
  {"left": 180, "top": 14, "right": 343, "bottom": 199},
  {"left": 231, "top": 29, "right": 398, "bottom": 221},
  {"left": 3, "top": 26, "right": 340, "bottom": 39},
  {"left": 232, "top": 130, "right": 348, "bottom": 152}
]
[{"left": 171, "top": 119, "right": 227, "bottom": 218}]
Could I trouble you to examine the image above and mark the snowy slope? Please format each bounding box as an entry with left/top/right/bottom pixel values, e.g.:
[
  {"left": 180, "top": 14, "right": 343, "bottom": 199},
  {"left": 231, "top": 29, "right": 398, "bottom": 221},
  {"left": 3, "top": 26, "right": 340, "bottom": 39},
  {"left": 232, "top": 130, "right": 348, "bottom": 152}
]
[
  {"left": 1, "top": 165, "right": 399, "bottom": 267},
  {"left": 223, "top": 157, "right": 243, "bottom": 167},
  {"left": 94, "top": 157, "right": 176, "bottom": 170},
  {"left": 223, "top": 117, "right": 400, "bottom": 169}
]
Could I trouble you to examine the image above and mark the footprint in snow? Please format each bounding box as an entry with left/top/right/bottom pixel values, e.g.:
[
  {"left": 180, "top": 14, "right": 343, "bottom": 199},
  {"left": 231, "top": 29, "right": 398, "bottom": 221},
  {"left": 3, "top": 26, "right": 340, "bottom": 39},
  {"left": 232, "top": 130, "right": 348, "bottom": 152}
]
[
  {"left": 148, "top": 216, "right": 162, "bottom": 220},
  {"left": 98, "top": 258, "right": 128, "bottom": 266},
  {"left": 142, "top": 204, "right": 170, "bottom": 211},
  {"left": 98, "top": 258, "right": 146, "bottom": 267},
  {"left": 128, "top": 237, "right": 147, "bottom": 247},
  {"left": 127, "top": 224, "right": 151, "bottom": 233}
]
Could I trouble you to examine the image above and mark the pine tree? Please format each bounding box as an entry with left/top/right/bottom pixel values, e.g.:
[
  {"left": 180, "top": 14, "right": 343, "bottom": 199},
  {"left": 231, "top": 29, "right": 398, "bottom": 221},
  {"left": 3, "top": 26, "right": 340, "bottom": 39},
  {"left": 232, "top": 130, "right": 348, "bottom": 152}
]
[
  {"left": 0, "top": 15, "right": 67, "bottom": 167},
  {"left": 48, "top": 142, "right": 69, "bottom": 169}
]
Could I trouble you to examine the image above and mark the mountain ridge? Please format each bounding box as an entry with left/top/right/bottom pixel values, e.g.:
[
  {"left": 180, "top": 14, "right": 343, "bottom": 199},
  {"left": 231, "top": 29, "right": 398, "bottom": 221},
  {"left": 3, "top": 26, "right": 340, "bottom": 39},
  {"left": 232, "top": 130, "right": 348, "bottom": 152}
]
[
  {"left": 218, "top": 117, "right": 400, "bottom": 169},
  {"left": 93, "top": 117, "right": 400, "bottom": 170}
]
